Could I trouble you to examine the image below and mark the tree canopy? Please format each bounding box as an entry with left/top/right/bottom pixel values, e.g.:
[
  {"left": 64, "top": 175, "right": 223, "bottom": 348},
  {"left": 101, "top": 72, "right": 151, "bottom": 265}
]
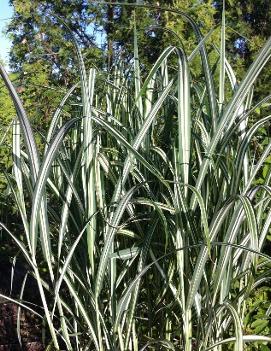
[{"left": 3, "top": 0, "right": 271, "bottom": 132}]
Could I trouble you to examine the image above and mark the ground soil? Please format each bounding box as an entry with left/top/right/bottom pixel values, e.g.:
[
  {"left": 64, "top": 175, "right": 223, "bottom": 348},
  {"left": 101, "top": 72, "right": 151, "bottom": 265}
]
[{"left": 0, "top": 259, "right": 44, "bottom": 351}]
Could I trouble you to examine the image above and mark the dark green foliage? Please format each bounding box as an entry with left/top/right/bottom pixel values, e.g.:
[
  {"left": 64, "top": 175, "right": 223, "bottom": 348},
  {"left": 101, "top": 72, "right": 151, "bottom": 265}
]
[
  {"left": 7, "top": 0, "right": 104, "bottom": 120},
  {"left": 0, "top": 73, "right": 16, "bottom": 190},
  {"left": 214, "top": 0, "right": 271, "bottom": 100}
]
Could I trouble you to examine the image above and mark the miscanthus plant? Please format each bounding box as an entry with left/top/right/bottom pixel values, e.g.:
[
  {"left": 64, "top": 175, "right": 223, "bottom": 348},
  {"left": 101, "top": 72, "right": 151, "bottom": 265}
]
[{"left": 1, "top": 5, "right": 271, "bottom": 351}]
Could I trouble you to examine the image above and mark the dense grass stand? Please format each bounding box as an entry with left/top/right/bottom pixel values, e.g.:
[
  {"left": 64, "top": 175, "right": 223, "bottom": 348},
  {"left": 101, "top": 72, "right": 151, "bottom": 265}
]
[{"left": 0, "top": 5, "right": 271, "bottom": 351}]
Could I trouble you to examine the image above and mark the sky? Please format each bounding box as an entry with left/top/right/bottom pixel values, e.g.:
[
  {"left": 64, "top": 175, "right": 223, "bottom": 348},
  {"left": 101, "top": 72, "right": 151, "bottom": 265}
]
[{"left": 0, "top": 0, "right": 13, "bottom": 68}]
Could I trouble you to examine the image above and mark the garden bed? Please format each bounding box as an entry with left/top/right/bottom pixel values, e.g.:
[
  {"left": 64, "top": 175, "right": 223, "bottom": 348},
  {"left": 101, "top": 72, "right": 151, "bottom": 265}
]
[{"left": 0, "top": 259, "right": 44, "bottom": 351}]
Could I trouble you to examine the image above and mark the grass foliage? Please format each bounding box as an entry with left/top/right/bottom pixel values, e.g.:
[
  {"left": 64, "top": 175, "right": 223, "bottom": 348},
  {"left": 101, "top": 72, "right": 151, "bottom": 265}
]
[{"left": 0, "top": 5, "right": 271, "bottom": 351}]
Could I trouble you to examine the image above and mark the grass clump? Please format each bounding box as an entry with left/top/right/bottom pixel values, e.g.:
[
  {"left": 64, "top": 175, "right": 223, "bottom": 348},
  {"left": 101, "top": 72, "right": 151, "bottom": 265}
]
[{"left": 0, "top": 6, "right": 271, "bottom": 351}]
